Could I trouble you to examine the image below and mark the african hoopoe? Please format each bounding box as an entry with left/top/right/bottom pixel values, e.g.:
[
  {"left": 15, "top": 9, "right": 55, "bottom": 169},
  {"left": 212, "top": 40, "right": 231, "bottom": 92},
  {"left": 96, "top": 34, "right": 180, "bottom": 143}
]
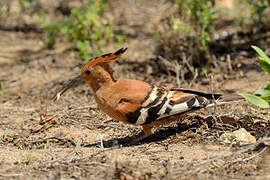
[{"left": 53, "top": 48, "right": 244, "bottom": 143}]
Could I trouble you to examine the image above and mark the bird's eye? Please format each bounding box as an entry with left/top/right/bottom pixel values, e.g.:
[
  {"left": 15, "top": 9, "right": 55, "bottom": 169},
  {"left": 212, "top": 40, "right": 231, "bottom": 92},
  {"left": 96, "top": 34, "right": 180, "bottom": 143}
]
[{"left": 85, "top": 70, "right": 91, "bottom": 75}]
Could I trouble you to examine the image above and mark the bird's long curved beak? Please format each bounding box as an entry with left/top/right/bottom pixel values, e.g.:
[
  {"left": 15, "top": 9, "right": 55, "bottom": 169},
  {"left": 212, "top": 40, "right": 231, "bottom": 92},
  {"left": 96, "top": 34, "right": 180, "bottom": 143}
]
[{"left": 52, "top": 75, "right": 82, "bottom": 101}]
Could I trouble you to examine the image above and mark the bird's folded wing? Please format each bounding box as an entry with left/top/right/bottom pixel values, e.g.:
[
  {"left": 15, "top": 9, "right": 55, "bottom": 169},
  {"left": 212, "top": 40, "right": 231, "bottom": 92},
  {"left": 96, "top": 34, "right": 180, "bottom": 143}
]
[{"left": 117, "top": 86, "right": 212, "bottom": 125}]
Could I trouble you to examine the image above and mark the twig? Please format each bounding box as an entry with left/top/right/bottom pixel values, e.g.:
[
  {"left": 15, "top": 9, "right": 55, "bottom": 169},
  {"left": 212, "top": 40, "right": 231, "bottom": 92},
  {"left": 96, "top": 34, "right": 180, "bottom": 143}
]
[
  {"left": 188, "top": 68, "right": 198, "bottom": 88},
  {"left": 182, "top": 53, "right": 194, "bottom": 76},
  {"left": 172, "top": 135, "right": 270, "bottom": 176},
  {"left": 206, "top": 74, "right": 218, "bottom": 116},
  {"left": 74, "top": 138, "right": 83, "bottom": 156},
  {"left": 69, "top": 106, "right": 97, "bottom": 111},
  {"left": 0, "top": 173, "right": 23, "bottom": 177},
  {"left": 73, "top": 161, "right": 113, "bottom": 168},
  {"left": 173, "top": 60, "right": 182, "bottom": 87},
  {"left": 226, "top": 54, "right": 233, "bottom": 73},
  {"left": 44, "top": 150, "right": 57, "bottom": 161},
  {"left": 231, "top": 146, "right": 267, "bottom": 163},
  {"left": 157, "top": 55, "right": 182, "bottom": 87}
]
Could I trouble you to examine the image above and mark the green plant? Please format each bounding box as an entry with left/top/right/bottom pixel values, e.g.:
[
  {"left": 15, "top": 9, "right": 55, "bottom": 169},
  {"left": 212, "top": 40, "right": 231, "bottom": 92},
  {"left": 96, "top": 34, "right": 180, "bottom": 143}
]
[
  {"left": 73, "top": 139, "right": 77, "bottom": 146},
  {"left": 19, "top": 0, "right": 36, "bottom": 13},
  {"left": 26, "top": 152, "right": 36, "bottom": 163},
  {"left": 40, "top": 140, "right": 52, "bottom": 149},
  {"left": 250, "top": 0, "right": 270, "bottom": 26},
  {"left": 40, "top": 0, "right": 125, "bottom": 60},
  {"left": 0, "top": 81, "right": 5, "bottom": 96},
  {"left": 38, "top": 15, "right": 61, "bottom": 49},
  {"left": 0, "top": 2, "right": 3, "bottom": 17},
  {"left": 2, "top": 130, "right": 14, "bottom": 141},
  {"left": 240, "top": 45, "right": 270, "bottom": 109},
  {"left": 234, "top": 0, "right": 270, "bottom": 27},
  {"left": 174, "top": 0, "right": 215, "bottom": 50}
]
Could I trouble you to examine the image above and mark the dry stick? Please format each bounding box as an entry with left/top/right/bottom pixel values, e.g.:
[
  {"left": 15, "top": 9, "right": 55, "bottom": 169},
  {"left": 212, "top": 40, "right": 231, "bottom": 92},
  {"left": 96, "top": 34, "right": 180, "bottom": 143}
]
[
  {"left": 43, "top": 139, "right": 83, "bottom": 165},
  {"left": 231, "top": 146, "right": 268, "bottom": 163},
  {"left": 157, "top": 55, "right": 182, "bottom": 87},
  {"left": 44, "top": 150, "right": 57, "bottom": 161},
  {"left": 188, "top": 68, "right": 198, "bottom": 88},
  {"left": 173, "top": 136, "right": 270, "bottom": 175},
  {"left": 73, "top": 161, "right": 113, "bottom": 168},
  {"left": 44, "top": 150, "right": 75, "bottom": 165},
  {"left": 180, "top": 53, "right": 197, "bottom": 87},
  {"left": 69, "top": 105, "right": 97, "bottom": 111},
  {"left": 158, "top": 55, "right": 172, "bottom": 69},
  {"left": 226, "top": 54, "right": 233, "bottom": 73},
  {"left": 173, "top": 60, "right": 182, "bottom": 87},
  {"left": 210, "top": 75, "right": 218, "bottom": 115},
  {"left": 182, "top": 53, "right": 194, "bottom": 76},
  {"left": 74, "top": 138, "right": 83, "bottom": 156},
  {"left": 0, "top": 173, "right": 23, "bottom": 178}
]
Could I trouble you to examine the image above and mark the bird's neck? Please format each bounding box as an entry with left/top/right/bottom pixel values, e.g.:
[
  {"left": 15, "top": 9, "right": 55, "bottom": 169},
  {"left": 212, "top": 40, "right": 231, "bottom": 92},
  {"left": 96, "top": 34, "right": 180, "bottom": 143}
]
[{"left": 88, "top": 64, "right": 116, "bottom": 92}]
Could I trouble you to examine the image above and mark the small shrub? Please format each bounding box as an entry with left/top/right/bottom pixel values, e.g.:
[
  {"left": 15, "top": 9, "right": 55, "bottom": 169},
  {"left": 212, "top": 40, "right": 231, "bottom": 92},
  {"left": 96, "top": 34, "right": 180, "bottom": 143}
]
[
  {"left": 156, "top": 0, "right": 216, "bottom": 81},
  {"left": 26, "top": 152, "right": 36, "bottom": 163},
  {"left": 38, "top": 16, "right": 61, "bottom": 49},
  {"left": 234, "top": 0, "right": 270, "bottom": 27},
  {"left": 40, "top": 140, "right": 52, "bottom": 149},
  {"left": 250, "top": 0, "right": 270, "bottom": 26},
  {"left": 40, "top": 0, "right": 125, "bottom": 60},
  {"left": 174, "top": 0, "right": 215, "bottom": 50},
  {"left": 2, "top": 130, "right": 14, "bottom": 141},
  {"left": 19, "top": 0, "right": 37, "bottom": 13}
]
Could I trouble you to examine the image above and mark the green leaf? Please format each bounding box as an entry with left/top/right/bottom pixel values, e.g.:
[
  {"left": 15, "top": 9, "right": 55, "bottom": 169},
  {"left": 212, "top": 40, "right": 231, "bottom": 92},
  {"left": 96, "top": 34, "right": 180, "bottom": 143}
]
[
  {"left": 267, "top": 82, "right": 270, "bottom": 89},
  {"left": 239, "top": 93, "right": 270, "bottom": 108},
  {"left": 251, "top": 45, "right": 270, "bottom": 64},
  {"left": 261, "top": 95, "right": 270, "bottom": 103},
  {"left": 254, "top": 88, "right": 270, "bottom": 96},
  {"left": 115, "top": 35, "right": 125, "bottom": 43},
  {"left": 259, "top": 60, "right": 270, "bottom": 75},
  {"left": 91, "top": 33, "right": 99, "bottom": 41},
  {"left": 0, "top": 81, "right": 5, "bottom": 96}
]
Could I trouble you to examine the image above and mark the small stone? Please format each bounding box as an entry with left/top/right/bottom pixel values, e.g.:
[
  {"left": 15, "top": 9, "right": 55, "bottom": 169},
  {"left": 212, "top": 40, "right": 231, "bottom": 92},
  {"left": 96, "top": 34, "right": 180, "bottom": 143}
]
[
  {"left": 54, "top": 131, "right": 64, "bottom": 138},
  {"left": 220, "top": 128, "right": 256, "bottom": 145}
]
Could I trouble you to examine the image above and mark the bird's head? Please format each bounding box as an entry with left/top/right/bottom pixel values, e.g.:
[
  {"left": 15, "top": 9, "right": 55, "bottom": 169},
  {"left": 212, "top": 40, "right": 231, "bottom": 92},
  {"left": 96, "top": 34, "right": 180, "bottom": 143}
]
[
  {"left": 80, "top": 48, "right": 127, "bottom": 86},
  {"left": 52, "top": 48, "right": 127, "bottom": 101}
]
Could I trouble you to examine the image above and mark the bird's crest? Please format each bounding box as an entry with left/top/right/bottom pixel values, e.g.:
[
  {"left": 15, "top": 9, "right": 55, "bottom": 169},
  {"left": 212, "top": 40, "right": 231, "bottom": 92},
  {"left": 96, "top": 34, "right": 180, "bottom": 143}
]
[{"left": 86, "top": 48, "right": 127, "bottom": 67}]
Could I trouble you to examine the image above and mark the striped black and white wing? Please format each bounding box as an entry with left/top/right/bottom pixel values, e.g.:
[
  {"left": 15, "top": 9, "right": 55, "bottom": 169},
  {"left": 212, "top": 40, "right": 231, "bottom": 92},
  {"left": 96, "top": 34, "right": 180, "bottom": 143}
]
[{"left": 126, "top": 86, "right": 218, "bottom": 125}]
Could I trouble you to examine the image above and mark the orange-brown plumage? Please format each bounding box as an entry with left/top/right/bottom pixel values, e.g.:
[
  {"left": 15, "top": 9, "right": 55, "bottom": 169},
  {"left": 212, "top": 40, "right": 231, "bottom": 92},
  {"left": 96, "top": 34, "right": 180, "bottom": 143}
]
[
  {"left": 54, "top": 48, "right": 244, "bottom": 143},
  {"left": 94, "top": 79, "right": 152, "bottom": 123}
]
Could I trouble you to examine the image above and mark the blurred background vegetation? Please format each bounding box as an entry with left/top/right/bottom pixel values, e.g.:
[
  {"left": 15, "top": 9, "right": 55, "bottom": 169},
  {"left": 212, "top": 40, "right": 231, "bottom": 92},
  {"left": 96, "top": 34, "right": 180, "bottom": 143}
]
[
  {"left": 1, "top": 0, "right": 270, "bottom": 108},
  {"left": 1, "top": 0, "right": 269, "bottom": 62}
]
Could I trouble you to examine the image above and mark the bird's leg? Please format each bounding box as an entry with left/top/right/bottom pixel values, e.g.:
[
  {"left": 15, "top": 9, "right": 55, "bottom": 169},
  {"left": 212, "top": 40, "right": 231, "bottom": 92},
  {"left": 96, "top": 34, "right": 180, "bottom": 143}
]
[
  {"left": 129, "top": 116, "right": 186, "bottom": 144},
  {"left": 130, "top": 125, "right": 152, "bottom": 144}
]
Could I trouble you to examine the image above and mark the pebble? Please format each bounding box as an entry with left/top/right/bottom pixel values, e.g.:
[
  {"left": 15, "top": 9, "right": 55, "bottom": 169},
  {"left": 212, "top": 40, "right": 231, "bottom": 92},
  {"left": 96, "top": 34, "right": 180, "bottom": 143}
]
[{"left": 220, "top": 128, "right": 256, "bottom": 145}]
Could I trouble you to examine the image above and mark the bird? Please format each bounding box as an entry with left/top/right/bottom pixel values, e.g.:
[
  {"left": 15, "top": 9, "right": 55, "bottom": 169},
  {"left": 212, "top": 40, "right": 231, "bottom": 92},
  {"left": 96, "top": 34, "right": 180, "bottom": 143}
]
[{"left": 53, "top": 48, "right": 244, "bottom": 143}]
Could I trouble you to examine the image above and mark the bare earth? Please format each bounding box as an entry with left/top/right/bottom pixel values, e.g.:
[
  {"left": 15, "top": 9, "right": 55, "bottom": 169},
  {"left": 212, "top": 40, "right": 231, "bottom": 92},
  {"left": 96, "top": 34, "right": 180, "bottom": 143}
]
[{"left": 0, "top": 1, "right": 270, "bottom": 179}]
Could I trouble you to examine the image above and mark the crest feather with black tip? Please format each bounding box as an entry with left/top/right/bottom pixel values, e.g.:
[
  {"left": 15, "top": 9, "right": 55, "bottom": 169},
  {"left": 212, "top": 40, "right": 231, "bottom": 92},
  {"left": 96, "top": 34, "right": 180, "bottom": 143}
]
[{"left": 86, "top": 48, "right": 127, "bottom": 67}]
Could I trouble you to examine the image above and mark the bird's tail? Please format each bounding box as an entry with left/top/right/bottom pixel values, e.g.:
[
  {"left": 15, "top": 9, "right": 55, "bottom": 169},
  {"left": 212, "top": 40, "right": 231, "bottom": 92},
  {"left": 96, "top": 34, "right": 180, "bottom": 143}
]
[
  {"left": 170, "top": 88, "right": 244, "bottom": 108},
  {"left": 206, "top": 95, "right": 245, "bottom": 107}
]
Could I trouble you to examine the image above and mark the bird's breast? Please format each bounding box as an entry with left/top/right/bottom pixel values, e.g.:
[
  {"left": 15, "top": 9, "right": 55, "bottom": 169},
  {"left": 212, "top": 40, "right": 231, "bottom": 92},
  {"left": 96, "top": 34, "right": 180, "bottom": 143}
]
[{"left": 95, "top": 96, "right": 127, "bottom": 122}]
